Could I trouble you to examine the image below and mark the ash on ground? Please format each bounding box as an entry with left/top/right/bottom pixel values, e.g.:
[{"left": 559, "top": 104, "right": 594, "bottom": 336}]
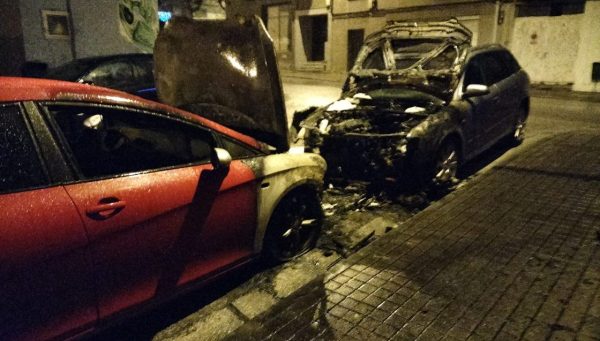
[{"left": 316, "top": 181, "right": 426, "bottom": 257}]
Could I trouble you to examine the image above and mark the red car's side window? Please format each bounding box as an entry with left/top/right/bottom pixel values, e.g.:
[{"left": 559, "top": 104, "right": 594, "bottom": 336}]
[
  {"left": 219, "top": 136, "right": 261, "bottom": 159},
  {"left": 0, "top": 104, "right": 48, "bottom": 193},
  {"left": 47, "top": 105, "right": 215, "bottom": 179}
]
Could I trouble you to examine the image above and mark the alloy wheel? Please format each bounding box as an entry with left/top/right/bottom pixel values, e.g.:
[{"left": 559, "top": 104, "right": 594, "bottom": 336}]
[
  {"left": 265, "top": 193, "right": 322, "bottom": 262},
  {"left": 433, "top": 142, "right": 459, "bottom": 186}
]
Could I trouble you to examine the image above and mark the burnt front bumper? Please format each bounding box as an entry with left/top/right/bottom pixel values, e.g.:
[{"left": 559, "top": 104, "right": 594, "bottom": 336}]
[{"left": 309, "top": 133, "right": 413, "bottom": 181}]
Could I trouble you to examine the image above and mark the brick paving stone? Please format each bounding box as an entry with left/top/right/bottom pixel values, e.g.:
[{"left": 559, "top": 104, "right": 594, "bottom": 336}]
[{"left": 222, "top": 133, "right": 600, "bottom": 341}]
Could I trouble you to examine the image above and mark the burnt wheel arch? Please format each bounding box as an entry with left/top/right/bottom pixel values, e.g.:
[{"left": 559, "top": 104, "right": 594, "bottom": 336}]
[
  {"left": 419, "top": 134, "right": 463, "bottom": 188},
  {"left": 262, "top": 185, "right": 323, "bottom": 263}
]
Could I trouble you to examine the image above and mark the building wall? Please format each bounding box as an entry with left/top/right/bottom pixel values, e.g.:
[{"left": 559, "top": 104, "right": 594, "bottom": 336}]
[
  {"left": 510, "top": 14, "right": 582, "bottom": 84},
  {"left": 0, "top": 0, "right": 26, "bottom": 75},
  {"left": 332, "top": 0, "right": 371, "bottom": 15},
  {"left": 328, "top": 1, "right": 498, "bottom": 76},
  {"left": 573, "top": 1, "right": 600, "bottom": 92},
  {"left": 70, "top": 1, "right": 141, "bottom": 59},
  {"left": 329, "top": 16, "right": 386, "bottom": 75},
  {"left": 332, "top": 0, "right": 481, "bottom": 14},
  {"left": 19, "top": 0, "right": 72, "bottom": 67},
  {"left": 18, "top": 0, "right": 143, "bottom": 67},
  {"left": 379, "top": 0, "right": 480, "bottom": 10},
  {"left": 226, "top": 0, "right": 260, "bottom": 17}
]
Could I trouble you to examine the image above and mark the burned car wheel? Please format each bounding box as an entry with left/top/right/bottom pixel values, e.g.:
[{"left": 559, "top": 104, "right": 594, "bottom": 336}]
[
  {"left": 431, "top": 141, "right": 460, "bottom": 187},
  {"left": 264, "top": 190, "right": 323, "bottom": 262}
]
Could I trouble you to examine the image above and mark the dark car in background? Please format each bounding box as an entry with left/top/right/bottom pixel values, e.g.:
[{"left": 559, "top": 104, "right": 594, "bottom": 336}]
[
  {"left": 45, "top": 53, "right": 157, "bottom": 99},
  {"left": 295, "top": 19, "right": 530, "bottom": 188}
]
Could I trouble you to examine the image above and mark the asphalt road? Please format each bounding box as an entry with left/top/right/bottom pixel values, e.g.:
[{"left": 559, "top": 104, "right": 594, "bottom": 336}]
[
  {"left": 528, "top": 96, "right": 600, "bottom": 137},
  {"left": 91, "top": 85, "right": 600, "bottom": 341}
]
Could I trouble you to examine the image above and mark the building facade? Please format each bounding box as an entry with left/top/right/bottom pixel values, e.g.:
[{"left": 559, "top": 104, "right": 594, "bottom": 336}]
[
  {"left": 2, "top": 0, "right": 599, "bottom": 92},
  {"left": 230, "top": 0, "right": 600, "bottom": 92}
]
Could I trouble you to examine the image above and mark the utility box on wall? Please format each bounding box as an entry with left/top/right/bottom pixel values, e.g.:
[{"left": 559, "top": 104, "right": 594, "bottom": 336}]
[{"left": 592, "top": 62, "right": 600, "bottom": 82}]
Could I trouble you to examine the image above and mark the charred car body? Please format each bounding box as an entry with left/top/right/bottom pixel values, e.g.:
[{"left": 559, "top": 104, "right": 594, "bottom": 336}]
[{"left": 295, "top": 19, "right": 529, "bottom": 187}]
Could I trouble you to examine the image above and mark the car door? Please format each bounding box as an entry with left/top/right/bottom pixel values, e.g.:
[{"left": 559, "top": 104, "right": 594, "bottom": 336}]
[
  {"left": 45, "top": 103, "right": 257, "bottom": 319},
  {"left": 0, "top": 103, "right": 97, "bottom": 341},
  {"left": 478, "top": 52, "right": 512, "bottom": 143},
  {"left": 461, "top": 54, "right": 500, "bottom": 154},
  {"left": 482, "top": 52, "right": 515, "bottom": 137},
  {"left": 497, "top": 50, "right": 525, "bottom": 134}
]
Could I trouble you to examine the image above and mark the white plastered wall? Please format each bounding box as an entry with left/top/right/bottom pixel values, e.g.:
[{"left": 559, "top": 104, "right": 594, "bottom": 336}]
[
  {"left": 510, "top": 14, "right": 582, "bottom": 84},
  {"left": 572, "top": 1, "right": 600, "bottom": 92}
]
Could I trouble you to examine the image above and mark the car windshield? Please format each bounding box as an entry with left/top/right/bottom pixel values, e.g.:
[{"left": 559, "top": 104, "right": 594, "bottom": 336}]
[{"left": 46, "top": 59, "right": 98, "bottom": 81}]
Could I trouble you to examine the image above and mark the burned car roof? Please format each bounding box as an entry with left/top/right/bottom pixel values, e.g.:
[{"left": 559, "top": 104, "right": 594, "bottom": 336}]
[{"left": 346, "top": 18, "right": 473, "bottom": 101}]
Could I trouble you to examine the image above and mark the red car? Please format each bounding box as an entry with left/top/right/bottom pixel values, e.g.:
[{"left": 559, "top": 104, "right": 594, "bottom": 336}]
[{"left": 0, "top": 19, "right": 326, "bottom": 341}]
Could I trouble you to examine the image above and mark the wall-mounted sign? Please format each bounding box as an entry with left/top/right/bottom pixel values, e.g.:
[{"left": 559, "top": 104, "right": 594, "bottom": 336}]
[
  {"left": 42, "top": 10, "right": 71, "bottom": 39},
  {"left": 118, "top": 0, "right": 159, "bottom": 52}
]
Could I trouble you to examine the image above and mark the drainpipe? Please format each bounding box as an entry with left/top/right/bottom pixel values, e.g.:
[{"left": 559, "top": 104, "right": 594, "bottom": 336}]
[{"left": 491, "top": 0, "right": 500, "bottom": 43}]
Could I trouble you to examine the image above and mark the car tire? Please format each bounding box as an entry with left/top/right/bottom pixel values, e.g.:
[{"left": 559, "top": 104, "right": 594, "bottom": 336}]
[
  {"left": 510, "top": 108, "right": 527, "bottom": 145},
  {"left": 263, "top": 190, "right": 323, "bottom": 263},
  {"left": 431, "top": 140, "right": 460, "bottom": 188}
]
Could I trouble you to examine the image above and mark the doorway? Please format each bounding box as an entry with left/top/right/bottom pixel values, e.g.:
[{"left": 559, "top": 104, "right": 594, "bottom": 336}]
[{"left": 299, "top": 14, "right": 327, "bottom": 62}]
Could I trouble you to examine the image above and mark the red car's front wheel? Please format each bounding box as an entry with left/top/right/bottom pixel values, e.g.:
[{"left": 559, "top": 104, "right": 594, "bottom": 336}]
[{"left": 263, "top": 190, "right": 323, "bottom": 262}]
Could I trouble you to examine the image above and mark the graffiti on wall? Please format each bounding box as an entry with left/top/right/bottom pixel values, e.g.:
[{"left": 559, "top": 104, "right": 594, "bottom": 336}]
[{"left": 119, "top": 0, "right": 159, "bottom": 52}]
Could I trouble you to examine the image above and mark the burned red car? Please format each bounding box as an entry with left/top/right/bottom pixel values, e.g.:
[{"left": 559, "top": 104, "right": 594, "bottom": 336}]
[
  {"left": 295, "top": 19, "right": 529, "bottom": 187},
  {"left": 0, "top": 17, "right": 325, "bottom": 341}
]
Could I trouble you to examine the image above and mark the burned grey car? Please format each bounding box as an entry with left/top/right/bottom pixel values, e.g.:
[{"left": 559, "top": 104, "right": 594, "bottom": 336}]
[{"left": 295, "top": 19, "right": 530, "bottom": 187}]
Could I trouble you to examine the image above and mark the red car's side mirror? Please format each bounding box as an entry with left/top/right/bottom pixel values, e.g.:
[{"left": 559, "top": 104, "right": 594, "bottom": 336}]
[{"left": 210, "top": 147, "right": 232, "bottom": 171}]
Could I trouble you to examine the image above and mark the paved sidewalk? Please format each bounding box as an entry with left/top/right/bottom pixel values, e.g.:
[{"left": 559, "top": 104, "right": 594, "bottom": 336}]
[{"left": 224, "top": 132, "right": 600, "bottom": 340}]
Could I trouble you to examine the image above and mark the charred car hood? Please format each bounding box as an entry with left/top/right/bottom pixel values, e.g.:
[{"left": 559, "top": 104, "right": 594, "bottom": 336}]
[{"left": 154, "top": 16, "right": 289, "bottom": 152}]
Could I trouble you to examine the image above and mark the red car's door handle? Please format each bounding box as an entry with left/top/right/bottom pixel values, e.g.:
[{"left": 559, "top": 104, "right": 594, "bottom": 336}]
[{"left": 86, "top": 200, "right": 126, "bottom": 220}]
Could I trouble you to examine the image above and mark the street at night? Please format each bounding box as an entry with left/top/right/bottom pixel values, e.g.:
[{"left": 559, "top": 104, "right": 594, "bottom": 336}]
[
  {"left": 91, "top": 80, "right": 600, "bottom": 341},
  {"left": 1, "top": 1, "right": 600, "bottom": 341}
]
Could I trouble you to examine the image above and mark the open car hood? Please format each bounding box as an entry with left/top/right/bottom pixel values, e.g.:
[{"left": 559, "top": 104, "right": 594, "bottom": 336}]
[{"left": 154, "top": 16, "right": 289, "bottom": 152}]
